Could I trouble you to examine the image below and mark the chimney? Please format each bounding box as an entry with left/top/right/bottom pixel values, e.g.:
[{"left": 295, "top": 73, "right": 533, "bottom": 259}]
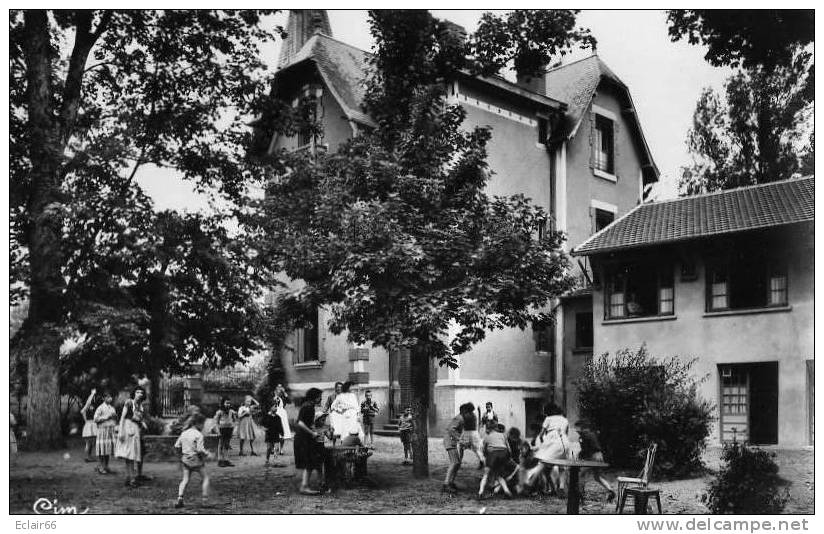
[
  {"left": 516, "top": 71, "right": 547, "bottom": 95},
  {"left": 277, "top": 10, "right": 333, "bottom": 69}
]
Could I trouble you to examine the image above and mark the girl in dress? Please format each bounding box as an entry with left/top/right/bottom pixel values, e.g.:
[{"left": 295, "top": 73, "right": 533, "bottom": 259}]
[
  {"left": 10, "top": 412, "right": 17, "bottom": 456},
  {"left": 116, "top": 386, "right": 148, "bottom": 487},
  {"left": 81, "top": 389, "right": 97, "bottom": 462},
  {"left": 237, "top": 395, "right": 259, "bottom": 456},
  {"left": 93, "top": 392, "right": 118, "bottom": 475},
  {"left": 273, "top": 384, "right": 292, "bottom": 454},
  {"left": 528, "top": 402, "right": 571, "bottom": 494}
]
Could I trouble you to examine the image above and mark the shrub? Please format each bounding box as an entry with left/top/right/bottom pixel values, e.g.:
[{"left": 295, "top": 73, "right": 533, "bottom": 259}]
[
  {"left": 575, "top": 345, "right": 714, "bottom": 478},
  {"left": 706, "top": 442, "right": 788, "bottom": 513},
  {"left": 144, "top": 416, "right": 168, "bottom": 436}
]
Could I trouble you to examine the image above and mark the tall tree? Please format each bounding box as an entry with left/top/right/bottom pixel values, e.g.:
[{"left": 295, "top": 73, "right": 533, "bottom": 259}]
[
  {"left": 670, "top": 10, "right": 814, "bottom": 194},
  {"left": 248, "top": 9, "right": 589, "bottom": 477},
  {"left": 667, "top": 10, "right": 814, "bottom": 72},
  {"left": 9, "top": 10, "right": 289, "bottom": 448}
]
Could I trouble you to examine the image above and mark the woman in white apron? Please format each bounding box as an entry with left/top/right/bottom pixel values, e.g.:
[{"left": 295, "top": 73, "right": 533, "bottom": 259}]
[
  {"left": 328, "top": 381, "right": 363, "bottom": 443},
  {"left": 273, "top": 384, "right": 292, "bottom": 454}
]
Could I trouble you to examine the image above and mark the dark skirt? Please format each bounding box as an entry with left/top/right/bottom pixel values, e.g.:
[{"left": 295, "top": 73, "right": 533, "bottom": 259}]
[
  {"left": 294, "top": 435, "right": 324, "bottom": 469},
  {"left": 485, "top": 448, "right": 510, "bottom": 477}
]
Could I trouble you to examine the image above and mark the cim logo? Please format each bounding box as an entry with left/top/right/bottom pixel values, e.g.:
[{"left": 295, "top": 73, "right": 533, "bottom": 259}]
[{"left": 33, "top": 498, "right": 89, "bottom": 515}]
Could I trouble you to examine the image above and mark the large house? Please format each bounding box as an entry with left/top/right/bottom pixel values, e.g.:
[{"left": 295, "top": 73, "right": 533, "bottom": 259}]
[
  {"left": 572, "top": 177, "right": 814, "bottom": 446},
  {"left": 266, "top": 10, "right": 659, "bottom": 434}
]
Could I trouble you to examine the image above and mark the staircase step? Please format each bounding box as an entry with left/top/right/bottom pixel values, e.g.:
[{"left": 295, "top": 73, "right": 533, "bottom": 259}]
[
  {"left": 383, "top": 424, "right": 399, "bottom": 431},
  {"left": 375, "top": 429, "right": 400, "bottom": 437}
]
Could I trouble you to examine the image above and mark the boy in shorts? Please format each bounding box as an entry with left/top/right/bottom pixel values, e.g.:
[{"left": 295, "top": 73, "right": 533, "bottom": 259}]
[
  {"left": 442, "top": 403, "right": 471, "bottom": 493},
  {"left": 398, "top": 407, "right": 414, "bottom": 464},
  {"left": 479, "top": 421, "right": 513, "bottom": 498},
  {"left": 174, "top": 413, "right": 212, "bottom": 508},
  {"left": 213, "top": 397, "right": 237, "bottom": 467}
]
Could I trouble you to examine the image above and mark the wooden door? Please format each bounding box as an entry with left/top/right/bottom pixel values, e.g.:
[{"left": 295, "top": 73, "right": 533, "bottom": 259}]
[{"left": 720, "top": 365, "right": 749, "bottom": 443}]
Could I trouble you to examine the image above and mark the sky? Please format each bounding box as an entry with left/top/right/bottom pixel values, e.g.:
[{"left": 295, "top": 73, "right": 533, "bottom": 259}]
[{"left": 137, "top": 9, "right": 735, "bottom": 212}]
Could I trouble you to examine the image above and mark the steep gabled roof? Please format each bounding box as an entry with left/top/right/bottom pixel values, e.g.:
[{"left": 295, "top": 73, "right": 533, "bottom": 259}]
[
  {"left": 546, "top": 55, "right": 659, "bottom": 181},
  {"left": 278, "top": 33, "right": 375, "bottom": 127},
  {"left": 572, "top": 176, "right": 814, "bottom": 256}
]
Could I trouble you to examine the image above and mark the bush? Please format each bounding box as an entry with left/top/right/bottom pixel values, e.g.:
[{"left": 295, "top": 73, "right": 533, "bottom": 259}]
[
  {"left": 144, "top": 416, "right": 168, "bottom": 436},
  {"left": 576, "top": 345, "right": 714, "bottom": 478},
  {"left": 706, "top": 442, "right": 788, "bottom": 513}
]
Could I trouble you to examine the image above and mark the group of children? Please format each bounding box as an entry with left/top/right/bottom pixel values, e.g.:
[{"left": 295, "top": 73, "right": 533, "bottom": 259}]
[
  {"left": 211, "top": 386, "right": 293, "bottom": 467},
  {"left": 443, "top": 401, "right": 616, "bottom": 502}
]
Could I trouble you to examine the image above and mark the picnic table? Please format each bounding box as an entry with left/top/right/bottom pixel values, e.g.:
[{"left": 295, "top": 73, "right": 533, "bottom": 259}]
[{"left": 539, "top": 457, "right": 609, "bottom": 514}]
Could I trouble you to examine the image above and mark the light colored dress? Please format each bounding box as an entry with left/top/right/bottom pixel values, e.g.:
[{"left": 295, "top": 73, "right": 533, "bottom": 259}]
[
  {"left": 329, "top": 392, "right": 363, "bottom": 442},
  {"left": 274, "top": 395, "right": 292, "bottom": 440},
  {"left": 10, "top": 412, "right": 17, "bottom": 454},
  {"left": 115, "top": 399, "right": 144, "bottom": 462},
  {"left": 94, "top": 402, "right": 118, "bottom": 456},
  {"left": 237, "top": 405, "right": 257, "bottom": 440},
  {"left": 533, "top": 414, "right": 571, "bottom": 462},
  {"left": 81, "top": 405, "right": 97, "bottom": 438}
]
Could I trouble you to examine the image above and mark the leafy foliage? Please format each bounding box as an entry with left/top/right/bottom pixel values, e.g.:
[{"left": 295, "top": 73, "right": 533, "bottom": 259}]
[
  {"left": 679, "top": 55, "right": 813, "bottom": 194},
  {"left": 667, "top": 10, "right": 814, "bottom": 71},
  {"left": 11, "top": 9, "right": 295, "bottom": 446},
  {"left": 248, "top": 10, "right": 585, "bottom": 368},
  {"left": 706, "top": 442, "right": 789, "bottom": 514},
  {"left": 576, "top": 346, "right": 714, "bottom": 478}
]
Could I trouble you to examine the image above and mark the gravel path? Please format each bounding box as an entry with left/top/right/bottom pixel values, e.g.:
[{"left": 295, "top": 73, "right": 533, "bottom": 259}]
[{"left": 9, "top": 437, "right": 813, "bottom": 514}]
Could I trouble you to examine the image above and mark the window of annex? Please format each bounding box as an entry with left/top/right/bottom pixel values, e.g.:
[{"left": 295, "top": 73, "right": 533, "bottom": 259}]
[
  {"left": 706, "top": 250, "right": 788, "bottom": 312},
  {"left": 604, "top": 263, "right": 674, "bottom": 320}
]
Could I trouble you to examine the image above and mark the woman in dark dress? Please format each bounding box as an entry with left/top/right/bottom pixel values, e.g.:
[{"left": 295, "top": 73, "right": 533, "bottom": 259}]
[{"left": 294, "top": 387, "right": 324, "bottom": 495}]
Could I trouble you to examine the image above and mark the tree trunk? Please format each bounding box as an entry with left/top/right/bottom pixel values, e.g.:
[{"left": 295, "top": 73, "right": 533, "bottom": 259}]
[
  {"left": 23, "top": 11, "right": 67, "bottom": 450},
  {"left": 410, "top": 345, "right": 430, "bottom": 478},
  {"left": 147, "top": 273, "right": 171, "bottom": 417},
  {"left": 24, "top": 327, "right": 64, "bottom": 450}
]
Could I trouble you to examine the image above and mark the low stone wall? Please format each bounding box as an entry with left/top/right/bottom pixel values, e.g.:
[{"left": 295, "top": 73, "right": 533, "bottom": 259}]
[{"left": 142, "top": 434, "right": 220, "bottom": 462}]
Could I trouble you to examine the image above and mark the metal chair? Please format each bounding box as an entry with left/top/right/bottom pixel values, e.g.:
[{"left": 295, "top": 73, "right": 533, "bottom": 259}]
[{"left": 616, "top": 443, "right": 658, "bottom": 512}]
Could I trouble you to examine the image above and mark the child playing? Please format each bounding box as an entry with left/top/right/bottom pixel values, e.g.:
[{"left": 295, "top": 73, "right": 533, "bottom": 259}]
[
  {"left": 459, "top": 403, "right": 484, "bottom": 469},
  {"left": 294, "top": 388, "right": 325, "bottom": 495},
  {"left": 237, "top": 395, "right": 259, "bottom": 456},
  {"left": 81, "top": 389, "right": 97, "bottom": 462},
  {"left": 574, "top": 419, "right": 616, "bottom": 502},
  {"left": 261, "top": 405, "right": 284, "bottom": 466},
  {"left": 213, "top": 397, "right": 237, "bottom": 467},
  {"left": 174, "top": 413, "right": 213, "bottom": 508},
  {"left": 478, "top": 421, "right": 513, "bottom": 499},
  {"left": 398, "top": 407, "right": 414, "bottom": 465},
  {"left": 93, "top": 391, "right": 118, "bottom": 475},
  {"left": 360, "top": 390, "right": 379, "bottom": 447},
  {"left": 442, "top": 403, "right": 469, "bottom": 493}
]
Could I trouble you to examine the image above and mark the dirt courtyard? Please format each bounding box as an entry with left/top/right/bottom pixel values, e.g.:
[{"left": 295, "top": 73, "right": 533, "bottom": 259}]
[{"left": 9, "top": 436, "right": 814, "bottom": 514}]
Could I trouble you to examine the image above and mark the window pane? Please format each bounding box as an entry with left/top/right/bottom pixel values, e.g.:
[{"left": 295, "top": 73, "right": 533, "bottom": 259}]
[
  {"left": 769, "top": 275, "right": 787, "bottom": 305},
  {"left": 659, "top": 287, "right": 674, "bottom": 314}
]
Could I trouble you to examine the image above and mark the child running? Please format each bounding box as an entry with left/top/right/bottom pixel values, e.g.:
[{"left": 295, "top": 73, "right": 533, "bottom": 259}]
[
  {"left": 213, "top": 397, "right": 237, "bottom": 467},
  {"left": 398, "top": 407, "right": 414, "bottom": 465},
  {"left": 478, "top": 421, "right": 513, "bottom": 499},
  {"left": 261, "top": 405, "right": 284, "bottom": 466},
  {"left": 174, "top": 413, "right": 213, "bottom": 508}
]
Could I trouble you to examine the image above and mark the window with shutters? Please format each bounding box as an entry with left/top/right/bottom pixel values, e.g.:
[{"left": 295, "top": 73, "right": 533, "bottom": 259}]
[
  {"left": 288, "top": 306, "right": 320, "bottom": 365},
  {"left": 705, "top": 252, "right": 788, "bottom": 312},
  {"left": 593, "top": 114, "right": 615, "bottom": 175}
]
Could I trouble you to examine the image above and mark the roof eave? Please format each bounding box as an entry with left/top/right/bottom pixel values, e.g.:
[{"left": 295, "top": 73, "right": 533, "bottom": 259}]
[
  {"left": 572, "top": 219, "right": 814, "bottom": 257},
  {"left": 456, "top": 70, "right": 567, "bottom": 112}
]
